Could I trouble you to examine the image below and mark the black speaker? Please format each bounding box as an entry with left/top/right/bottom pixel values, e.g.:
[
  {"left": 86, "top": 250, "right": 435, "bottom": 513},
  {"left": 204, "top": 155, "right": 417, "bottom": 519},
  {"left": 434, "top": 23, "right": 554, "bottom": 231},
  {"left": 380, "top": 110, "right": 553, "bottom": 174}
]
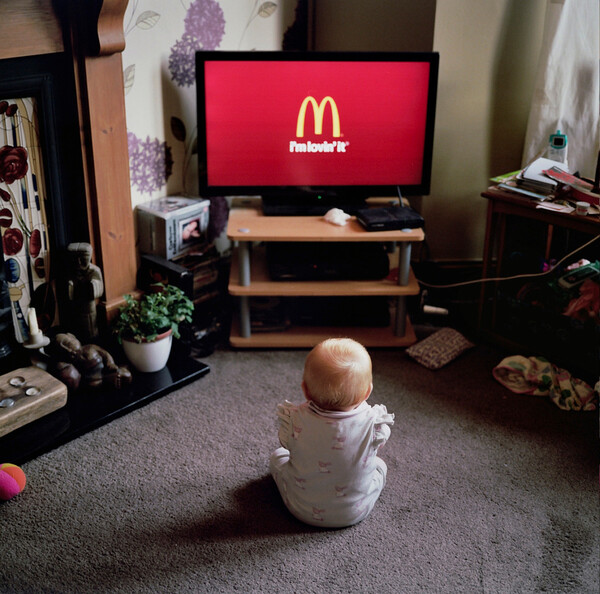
[{"left": 137, "top": 254, "right": 193, "bottom": 299}]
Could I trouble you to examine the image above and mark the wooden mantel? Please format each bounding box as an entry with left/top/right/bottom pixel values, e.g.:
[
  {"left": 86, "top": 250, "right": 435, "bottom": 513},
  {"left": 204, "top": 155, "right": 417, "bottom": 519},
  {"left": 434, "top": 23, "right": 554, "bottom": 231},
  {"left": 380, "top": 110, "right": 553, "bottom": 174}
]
[
  {"left": 0, "top": 1, "right": 65, "bottom": 59},
  {"left": 0, "top": 0, "right": 137, "bottom": 321}
]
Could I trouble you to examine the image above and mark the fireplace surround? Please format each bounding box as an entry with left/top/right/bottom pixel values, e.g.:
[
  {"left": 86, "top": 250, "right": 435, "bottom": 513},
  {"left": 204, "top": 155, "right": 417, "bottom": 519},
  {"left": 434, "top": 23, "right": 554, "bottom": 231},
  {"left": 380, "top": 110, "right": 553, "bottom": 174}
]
[
  {"left": 1, "top": 0, "right": 138, "bottom": 323},
  {"left": 0, "top": 1, "right": 210, "bottom": 463}
]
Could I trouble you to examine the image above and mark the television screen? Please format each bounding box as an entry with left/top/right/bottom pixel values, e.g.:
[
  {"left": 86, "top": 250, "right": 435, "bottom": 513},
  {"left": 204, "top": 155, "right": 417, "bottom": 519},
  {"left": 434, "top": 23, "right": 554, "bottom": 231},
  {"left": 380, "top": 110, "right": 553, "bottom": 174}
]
[{"left": 196, "top": 51, "right": 439, "bottom": 214}]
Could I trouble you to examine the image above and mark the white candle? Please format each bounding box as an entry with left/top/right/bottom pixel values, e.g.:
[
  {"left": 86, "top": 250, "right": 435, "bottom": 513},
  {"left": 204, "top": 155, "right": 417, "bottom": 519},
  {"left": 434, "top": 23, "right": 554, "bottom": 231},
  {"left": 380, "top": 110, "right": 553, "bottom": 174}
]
[{"left": 28, "top": 307, "right": 40, "bottom": 336}]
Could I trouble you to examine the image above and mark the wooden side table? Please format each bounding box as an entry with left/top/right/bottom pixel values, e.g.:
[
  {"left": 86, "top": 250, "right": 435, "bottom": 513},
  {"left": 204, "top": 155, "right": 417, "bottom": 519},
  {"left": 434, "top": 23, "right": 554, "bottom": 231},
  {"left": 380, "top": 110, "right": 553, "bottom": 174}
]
[
  {"left": 481, "top": 187, "right": 599, "bottom": 289},
  {"left": 479, "top": 186, "right": 600, "bottom": 373}
]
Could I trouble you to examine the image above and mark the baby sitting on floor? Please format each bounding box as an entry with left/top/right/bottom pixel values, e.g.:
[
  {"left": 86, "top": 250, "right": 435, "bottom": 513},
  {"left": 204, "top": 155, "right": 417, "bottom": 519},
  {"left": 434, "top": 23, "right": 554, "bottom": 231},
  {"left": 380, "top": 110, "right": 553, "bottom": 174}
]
[{"left": 270, "top": 338, "right": 394, "bottom": 527}]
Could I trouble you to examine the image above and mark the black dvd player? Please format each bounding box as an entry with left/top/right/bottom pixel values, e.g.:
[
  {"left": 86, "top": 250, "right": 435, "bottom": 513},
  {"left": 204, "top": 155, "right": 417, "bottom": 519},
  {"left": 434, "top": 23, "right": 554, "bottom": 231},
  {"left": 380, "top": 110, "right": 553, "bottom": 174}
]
[{"left": 356, "top": 206, "right": 424, "bottom": 231}]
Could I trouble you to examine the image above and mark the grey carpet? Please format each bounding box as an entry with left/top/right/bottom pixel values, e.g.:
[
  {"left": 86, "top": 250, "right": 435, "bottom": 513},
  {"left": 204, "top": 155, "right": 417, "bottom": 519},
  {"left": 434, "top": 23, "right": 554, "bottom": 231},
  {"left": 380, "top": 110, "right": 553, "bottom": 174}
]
[{"left": 0, "top": 342, "right": 598, "bottom": 593}]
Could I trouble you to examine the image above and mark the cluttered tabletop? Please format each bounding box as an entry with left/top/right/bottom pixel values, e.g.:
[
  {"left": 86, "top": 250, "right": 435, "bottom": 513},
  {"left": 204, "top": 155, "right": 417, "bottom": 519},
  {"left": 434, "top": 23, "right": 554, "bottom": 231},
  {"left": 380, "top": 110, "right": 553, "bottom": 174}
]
[{"left": 486, "top": 155, "right": 600, "bottom": 225}]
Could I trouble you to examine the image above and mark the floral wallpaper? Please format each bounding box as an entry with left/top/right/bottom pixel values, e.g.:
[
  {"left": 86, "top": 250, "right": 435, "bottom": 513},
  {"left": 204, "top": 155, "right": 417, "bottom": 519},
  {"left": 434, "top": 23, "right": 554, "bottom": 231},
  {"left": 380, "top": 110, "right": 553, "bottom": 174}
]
[{"left": 122, "top": 0, "right": 301, "bottom": 246}]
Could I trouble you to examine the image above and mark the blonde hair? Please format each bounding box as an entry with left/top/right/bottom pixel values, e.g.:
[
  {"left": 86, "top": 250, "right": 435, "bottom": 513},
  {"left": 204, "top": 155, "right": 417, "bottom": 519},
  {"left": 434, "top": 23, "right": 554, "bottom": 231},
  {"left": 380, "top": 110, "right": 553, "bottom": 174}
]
[{"left": 303, "top": 338, "right": 372, "bottom": 410}]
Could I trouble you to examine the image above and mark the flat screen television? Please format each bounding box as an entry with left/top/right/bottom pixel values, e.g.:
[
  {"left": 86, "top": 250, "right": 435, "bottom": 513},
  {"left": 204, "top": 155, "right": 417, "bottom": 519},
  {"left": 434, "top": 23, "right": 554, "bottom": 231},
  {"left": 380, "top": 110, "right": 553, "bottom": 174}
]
[{"left": 196, "top": 50, "right": 439, "bottom": 215}]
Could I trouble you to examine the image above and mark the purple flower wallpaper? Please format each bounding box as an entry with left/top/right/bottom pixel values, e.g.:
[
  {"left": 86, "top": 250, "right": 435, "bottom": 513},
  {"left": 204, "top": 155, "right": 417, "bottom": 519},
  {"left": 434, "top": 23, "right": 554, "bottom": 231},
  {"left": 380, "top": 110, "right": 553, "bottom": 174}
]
[
  {"left": 169, "top": 0, "right": 226, "bottom": 87},
  {"left": 123, "top": 1, "right": 302, "bottom": 248},
  {"left": 127, "top": 132, "right": 174, "bottom": 195}
]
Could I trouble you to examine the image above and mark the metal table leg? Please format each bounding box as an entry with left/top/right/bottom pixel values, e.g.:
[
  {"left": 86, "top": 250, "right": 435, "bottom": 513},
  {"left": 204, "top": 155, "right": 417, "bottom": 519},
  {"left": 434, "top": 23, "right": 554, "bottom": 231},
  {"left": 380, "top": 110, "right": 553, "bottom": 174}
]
[
  {"left": 394, "top": 242, "right": 412, "bottom": 336},
  {"left": 237, "top": 241, "right": 251, "bottom": 338},
  {"left": 239, "top": 296, "right": 251, "bottom": 339},
  {"left": 397, "top": 242, "right": 412, "bottom": 286},
  {"left": 394, "top": 296, "right": 407, "bottom": 336}
]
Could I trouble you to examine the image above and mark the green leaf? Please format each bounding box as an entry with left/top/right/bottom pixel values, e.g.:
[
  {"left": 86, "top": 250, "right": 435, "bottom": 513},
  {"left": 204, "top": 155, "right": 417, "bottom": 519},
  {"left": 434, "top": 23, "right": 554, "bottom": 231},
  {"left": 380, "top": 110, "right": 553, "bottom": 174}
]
[{"left": 112, "top": 283, "right": 194, "bottom": 343}]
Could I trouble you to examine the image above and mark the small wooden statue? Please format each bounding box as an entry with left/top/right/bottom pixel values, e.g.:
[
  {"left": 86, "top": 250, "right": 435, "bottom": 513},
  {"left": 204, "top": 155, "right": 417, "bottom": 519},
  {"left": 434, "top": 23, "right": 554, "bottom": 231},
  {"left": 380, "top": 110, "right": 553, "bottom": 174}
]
[
  {"left": 66, "top": 242, "right": 104, "bottom": 342},
  {"left": 48, "top": 332, "right": 132, "bottom": 391}
]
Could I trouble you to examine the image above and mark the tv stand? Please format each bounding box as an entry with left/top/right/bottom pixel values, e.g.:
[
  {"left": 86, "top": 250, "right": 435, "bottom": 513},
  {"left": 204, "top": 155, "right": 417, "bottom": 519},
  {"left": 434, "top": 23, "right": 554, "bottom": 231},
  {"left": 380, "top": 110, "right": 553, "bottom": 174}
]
[{"left": 226, "top": 199, "right": 424, "bottom": 347}]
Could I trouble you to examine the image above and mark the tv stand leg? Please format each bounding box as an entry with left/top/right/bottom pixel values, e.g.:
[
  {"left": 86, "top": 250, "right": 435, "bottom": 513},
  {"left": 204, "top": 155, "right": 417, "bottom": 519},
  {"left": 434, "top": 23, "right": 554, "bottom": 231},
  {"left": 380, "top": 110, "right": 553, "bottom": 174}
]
[
  {"left": 238, "top": 241, "right": 251, "bottom": 286},
  {"left": 394, "top": 296, "right": 407, "bottom": 336},
  {"left": 237, "top": 241, "right": 252, "bottom": 338},
  {"left": 239, "top": 296, "right": 251, "bottom": 338},
  {"left": 398, "top": 242, "right": 411, "bottom": 286},
  {"left": 393, "top": 241, "right": 412, "bottom": 336}
]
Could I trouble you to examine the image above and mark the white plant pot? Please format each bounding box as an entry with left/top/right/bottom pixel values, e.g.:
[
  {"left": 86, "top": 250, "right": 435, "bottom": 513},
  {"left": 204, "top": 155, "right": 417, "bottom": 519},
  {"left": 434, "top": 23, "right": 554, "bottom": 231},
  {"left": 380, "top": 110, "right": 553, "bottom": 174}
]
[{"left": 122, "top": 330, "right": 173, "bottom": 373}]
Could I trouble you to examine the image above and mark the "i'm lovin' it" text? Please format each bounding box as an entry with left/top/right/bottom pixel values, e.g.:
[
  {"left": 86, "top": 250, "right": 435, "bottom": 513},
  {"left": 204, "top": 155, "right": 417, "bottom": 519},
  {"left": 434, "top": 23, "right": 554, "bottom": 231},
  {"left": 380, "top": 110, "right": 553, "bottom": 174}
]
[{"left": 289, "top": 140, "right": 348, "bottom": 153}]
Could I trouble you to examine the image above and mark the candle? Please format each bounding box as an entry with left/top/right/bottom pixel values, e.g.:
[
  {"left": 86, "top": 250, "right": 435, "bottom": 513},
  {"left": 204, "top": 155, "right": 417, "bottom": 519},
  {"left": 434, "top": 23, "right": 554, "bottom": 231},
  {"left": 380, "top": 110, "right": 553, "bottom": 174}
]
[{"left": 28, "top": 307, "right": 40, "bottom": 336}]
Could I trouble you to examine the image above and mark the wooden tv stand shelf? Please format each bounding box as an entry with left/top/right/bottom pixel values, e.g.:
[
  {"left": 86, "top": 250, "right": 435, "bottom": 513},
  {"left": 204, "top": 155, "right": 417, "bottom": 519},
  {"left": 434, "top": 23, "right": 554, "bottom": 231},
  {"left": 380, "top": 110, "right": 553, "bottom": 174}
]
[{"left": 226, "top": 203, "right": 424, "bottom": 347}]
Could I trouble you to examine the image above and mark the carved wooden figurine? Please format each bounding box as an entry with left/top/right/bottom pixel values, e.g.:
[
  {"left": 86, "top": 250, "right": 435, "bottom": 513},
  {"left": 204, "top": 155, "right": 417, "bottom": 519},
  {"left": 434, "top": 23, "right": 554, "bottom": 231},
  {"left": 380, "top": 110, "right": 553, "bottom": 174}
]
[
  {"left": 66, "top": 243, "right": 104, "bottom": 342},
  {"left": 48, "top": 332, "right": 132, "bottom": 391}
]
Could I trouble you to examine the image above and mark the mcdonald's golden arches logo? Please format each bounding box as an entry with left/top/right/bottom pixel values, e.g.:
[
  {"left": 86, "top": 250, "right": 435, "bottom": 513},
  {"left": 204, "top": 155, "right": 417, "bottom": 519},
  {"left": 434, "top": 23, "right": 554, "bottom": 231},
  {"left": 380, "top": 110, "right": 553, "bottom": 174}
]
[{"left": 296, "top": 96, "right": 341, "bottom": 138}]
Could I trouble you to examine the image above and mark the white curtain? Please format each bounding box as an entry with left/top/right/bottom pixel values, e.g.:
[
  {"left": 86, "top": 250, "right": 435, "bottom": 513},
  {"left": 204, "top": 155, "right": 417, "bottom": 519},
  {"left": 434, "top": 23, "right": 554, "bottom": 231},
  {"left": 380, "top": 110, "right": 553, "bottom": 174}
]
[{"left": 522, "top": 0, "right": 599, "bottom": 179}]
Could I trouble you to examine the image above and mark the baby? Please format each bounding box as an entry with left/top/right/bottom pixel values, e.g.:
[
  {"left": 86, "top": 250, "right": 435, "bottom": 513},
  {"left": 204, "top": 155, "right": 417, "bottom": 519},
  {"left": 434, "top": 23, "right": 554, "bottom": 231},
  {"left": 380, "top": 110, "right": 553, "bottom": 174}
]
[{"left": 270, "top": 338, "right": 394, "bottom": 527}]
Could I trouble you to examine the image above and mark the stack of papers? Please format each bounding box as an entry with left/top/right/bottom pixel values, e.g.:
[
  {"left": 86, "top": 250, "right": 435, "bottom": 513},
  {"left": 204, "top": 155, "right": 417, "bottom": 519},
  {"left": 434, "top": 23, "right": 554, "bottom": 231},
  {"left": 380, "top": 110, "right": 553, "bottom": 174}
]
[
  {"left": 491, "top": 157, "right": 569, "bottom": 201},
  {"left": 515, "top": 157, "right": 562, "bottom": 194}
]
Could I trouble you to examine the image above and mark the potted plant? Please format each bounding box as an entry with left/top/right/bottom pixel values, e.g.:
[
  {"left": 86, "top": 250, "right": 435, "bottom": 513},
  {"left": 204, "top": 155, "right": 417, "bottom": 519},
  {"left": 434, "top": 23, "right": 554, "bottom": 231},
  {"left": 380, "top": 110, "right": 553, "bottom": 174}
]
[{"left": 113, "top": 283, "right": 194, "bottom": 372}]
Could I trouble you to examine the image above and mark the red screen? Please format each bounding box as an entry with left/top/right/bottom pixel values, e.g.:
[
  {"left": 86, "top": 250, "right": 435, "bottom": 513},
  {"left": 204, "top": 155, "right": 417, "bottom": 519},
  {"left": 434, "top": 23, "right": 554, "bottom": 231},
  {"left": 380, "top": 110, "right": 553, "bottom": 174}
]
[{"left": 203, "top": 60, "right": 432, "bottom": 188}]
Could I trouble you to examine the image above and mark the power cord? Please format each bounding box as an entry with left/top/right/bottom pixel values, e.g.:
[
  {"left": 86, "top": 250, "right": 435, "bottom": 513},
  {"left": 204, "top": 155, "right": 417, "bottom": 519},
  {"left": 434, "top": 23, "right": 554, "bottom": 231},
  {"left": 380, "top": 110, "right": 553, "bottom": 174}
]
[{"left": 414, "top": 233, "right": 599, "bottom": 290}]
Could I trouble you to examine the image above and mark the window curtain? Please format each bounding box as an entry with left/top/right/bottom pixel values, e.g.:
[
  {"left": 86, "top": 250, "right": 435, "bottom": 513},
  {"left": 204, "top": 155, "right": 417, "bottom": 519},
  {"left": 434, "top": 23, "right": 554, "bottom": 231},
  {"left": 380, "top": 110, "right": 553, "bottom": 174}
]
[{"left": 522, "top": 0, "right": 599, "bottom": 179}]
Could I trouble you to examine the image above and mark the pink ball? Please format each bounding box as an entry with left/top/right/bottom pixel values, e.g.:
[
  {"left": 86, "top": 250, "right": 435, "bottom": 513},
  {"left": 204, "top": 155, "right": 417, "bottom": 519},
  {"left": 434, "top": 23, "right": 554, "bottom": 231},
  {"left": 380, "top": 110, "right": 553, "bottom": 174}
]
[{"left": 0, "top": 464, "right": 26, "bottom": 501}]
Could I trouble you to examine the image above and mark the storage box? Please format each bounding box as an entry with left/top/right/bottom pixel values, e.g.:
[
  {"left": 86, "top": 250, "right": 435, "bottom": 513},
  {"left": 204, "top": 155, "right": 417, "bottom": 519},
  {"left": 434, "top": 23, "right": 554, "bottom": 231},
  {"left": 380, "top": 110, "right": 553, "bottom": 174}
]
[{"left": 137, "top": 196, "right": 210, "bottom": 260}]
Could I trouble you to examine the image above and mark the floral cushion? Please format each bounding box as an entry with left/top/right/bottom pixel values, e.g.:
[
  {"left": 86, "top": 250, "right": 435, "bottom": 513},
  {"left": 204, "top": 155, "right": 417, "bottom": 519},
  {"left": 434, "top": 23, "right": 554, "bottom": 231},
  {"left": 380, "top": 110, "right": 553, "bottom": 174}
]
[{"left": 406, "top": 327, "right": 475, "bottom": 370}]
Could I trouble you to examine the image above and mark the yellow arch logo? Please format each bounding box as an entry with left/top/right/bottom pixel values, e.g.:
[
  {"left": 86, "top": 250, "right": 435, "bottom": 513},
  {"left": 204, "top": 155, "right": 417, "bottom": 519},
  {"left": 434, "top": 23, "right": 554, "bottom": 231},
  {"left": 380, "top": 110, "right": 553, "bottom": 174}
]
[{"left": 296, "top": 96, "right": 341, "bottom": 138}]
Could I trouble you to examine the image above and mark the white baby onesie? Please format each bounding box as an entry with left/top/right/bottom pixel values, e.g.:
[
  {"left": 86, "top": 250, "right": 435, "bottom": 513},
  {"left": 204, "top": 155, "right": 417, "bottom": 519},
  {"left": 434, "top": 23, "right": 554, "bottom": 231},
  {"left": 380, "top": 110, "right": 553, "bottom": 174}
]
[{"left": 270, "top": 399, "right": 394, "bottom": 527}]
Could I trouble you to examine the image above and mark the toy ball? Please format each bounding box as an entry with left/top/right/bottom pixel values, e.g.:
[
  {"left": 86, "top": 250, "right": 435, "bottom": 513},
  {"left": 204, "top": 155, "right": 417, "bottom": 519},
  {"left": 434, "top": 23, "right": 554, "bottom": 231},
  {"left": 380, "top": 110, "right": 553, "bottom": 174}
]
[{"left": 0, "top": 463, "right": 26, "bottom": 501}]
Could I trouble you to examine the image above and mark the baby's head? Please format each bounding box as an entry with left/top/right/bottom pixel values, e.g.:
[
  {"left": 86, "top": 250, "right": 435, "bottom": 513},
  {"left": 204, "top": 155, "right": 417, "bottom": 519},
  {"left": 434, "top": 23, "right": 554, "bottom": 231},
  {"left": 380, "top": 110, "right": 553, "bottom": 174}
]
[{"left": 302, "top": 338, "right": 373, "bottom": 411}]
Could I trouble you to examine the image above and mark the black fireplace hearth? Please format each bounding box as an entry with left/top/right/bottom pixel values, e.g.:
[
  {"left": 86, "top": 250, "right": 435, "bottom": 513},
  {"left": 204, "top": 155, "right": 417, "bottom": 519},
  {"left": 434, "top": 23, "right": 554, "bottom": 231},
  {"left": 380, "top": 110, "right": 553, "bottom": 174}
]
[{"left": 0, "top": 354, "right": 210, "bottom": 465}]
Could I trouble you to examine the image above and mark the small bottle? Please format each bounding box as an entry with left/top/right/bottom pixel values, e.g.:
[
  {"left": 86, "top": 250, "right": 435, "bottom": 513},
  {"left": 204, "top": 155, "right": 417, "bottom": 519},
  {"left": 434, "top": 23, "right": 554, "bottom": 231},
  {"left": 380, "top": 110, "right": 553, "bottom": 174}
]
[{"left": 547, "top": 129, "right": 568, "bottom": 166}]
